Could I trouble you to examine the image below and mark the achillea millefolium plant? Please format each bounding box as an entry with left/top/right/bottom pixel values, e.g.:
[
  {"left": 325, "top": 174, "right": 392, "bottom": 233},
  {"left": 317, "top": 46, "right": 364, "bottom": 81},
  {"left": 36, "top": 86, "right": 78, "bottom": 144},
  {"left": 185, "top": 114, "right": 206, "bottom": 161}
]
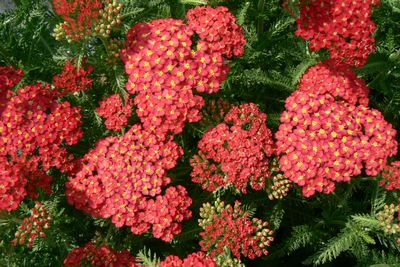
[{"left": 0, "top": 0, "right": 400, "bottom": 266}]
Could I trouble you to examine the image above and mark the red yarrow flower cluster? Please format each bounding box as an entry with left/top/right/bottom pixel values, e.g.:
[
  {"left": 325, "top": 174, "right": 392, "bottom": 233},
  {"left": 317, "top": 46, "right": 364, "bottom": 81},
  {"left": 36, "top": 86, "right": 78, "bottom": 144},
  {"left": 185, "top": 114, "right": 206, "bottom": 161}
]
[
  {"left": 186, "top": 6, "right": 246, "bottom": 58},
  {"left": 0, "top": 158, "right": 53, "bottom": 211},
  {"left": 380, "top": 161, "right": 400, "bottom": 191},
  {"left": 160, "top": 252, "right": 217, "bottom": 267},
  {"left": 298, "top": 59, "right": 370, "bottom": 106},
  {"left": 144, "top": 186, "right": 193, "bottom": 241},
  {"left": 0, "top": 158, "right": 27, "bottom": 211},
  {"left": 191, "top": 103, "right": 274, "bottom": 193},
  {"left": 199, "top": 198, "right": 274, "bottom": 260},
  {"left": 121, "top": 6, "right": 245, "bottom": 134},
  {"left": 0, "top": 66, "right": 23, "bottom": 114},
  {"left": 0, "top": 65, "right": 23, "bottom": 92},
  {"left": 276, "top": 90, "right": 397, "bottom": 197},
  {"left": 53, "top": 59, "right": 93, "bottom": 97},
  {"left": 122, "top": 19, "right": 205, "bottom": 134},
  {"left": 96, "top": 94, "right": 133, "bottom": 131},
  {"left": 11, "top": 202, "right": 52, "bottom": 248},
  {"left": 0, "top": 83, "right": 83, "bottom": 171},
  {"left": 0, "top": 83, "right": 83, "bottom": 211},
  {"left": 296, "top": 0, "right": 380, "bottom": 67},
  {"left": 53, "top": 0, "right": 102, "bottom": 41},
  {"left": 63, "top": 241, "right": 137, "bottom": 267},
  {"left": 66, "top": 124, "right": 192, "bottom": 241}
]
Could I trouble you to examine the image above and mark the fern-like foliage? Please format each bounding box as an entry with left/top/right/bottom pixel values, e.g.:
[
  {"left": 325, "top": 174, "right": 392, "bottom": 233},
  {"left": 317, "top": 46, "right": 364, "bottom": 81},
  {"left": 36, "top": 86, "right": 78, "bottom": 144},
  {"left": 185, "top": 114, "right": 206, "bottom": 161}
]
[
  {"left": 304, "top": 221, "right": 373, "bottom": 265},
  {"left": 287, "top": 225, "right": 316, "bottom": 253},
  {"left": 136, "top": 247, "right": 161, "bottom": 267}
]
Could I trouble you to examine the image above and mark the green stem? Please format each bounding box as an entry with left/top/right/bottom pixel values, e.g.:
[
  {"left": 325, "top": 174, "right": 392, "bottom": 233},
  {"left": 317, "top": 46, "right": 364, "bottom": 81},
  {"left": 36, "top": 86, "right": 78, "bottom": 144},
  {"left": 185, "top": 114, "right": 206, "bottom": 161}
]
[
  {"left": 257, "top": 0, "right": 266, "bottom": 41},
  {"left": 367, "top": 72, "right": 384, "bottom": 87},
  {"left": 102, "top": 223, "right": 113, "bottom": 244},
  {"left": 99, "top": 37, "right": 110, "bottom": 57},
  {"left": 39, "top": 35, "right": 53, "bottom": 57},
  {"left": 0, "top": 217, "right": 23, "bottom": 224}
]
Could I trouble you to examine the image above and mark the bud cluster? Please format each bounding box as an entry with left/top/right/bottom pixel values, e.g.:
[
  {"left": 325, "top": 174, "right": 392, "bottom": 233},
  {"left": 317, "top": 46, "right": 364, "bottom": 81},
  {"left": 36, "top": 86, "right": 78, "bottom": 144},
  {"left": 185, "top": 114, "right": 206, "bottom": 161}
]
[
  {"left": 377, "top": 202, "right": 400, "bottom": 245},
  {"left": 11, "top": 202, "right": 52, "bottom": 248},
  {"left": 214, "top": 250, "right": 246, "bottom": 267},
  {"left": 266, "top": 159, "right": 292, "bottom": 200},
  {"left": 95, "top": 1, "right": 123, "bottom": 38},
  {"left": 105, "top": 38, "right": 124, "bottom": 64},
  {"left": 199, "top": 198, "right": 274, "bottom": 259}
]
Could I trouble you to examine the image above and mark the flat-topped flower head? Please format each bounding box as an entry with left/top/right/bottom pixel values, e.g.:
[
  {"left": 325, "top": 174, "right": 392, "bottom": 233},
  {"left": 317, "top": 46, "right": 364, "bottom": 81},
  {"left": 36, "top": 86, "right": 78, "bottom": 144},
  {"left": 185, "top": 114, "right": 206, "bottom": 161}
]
[
  {"left": 187, "top": 6, "right": 246, "bottom": 58},
  {"left": 298, "top": 59, "right": 370, "bottom": 105},
  {"left": 121, "top": 6, "right": 245, "bottom": 134},
  {"left": 296, "top": 0, "right": 380, "bottom": 66},
  {"left": 191, "top": 103, "right": 274, "bottom": 193},
  {"left": 276, "top": 90, "right": 397, "bottom": 197},
  {"left": 0, "top": 83, "right": 83, "bottom": 211},
  {"left": 66, "top": 124, "right": 192, "bottom": 241}
]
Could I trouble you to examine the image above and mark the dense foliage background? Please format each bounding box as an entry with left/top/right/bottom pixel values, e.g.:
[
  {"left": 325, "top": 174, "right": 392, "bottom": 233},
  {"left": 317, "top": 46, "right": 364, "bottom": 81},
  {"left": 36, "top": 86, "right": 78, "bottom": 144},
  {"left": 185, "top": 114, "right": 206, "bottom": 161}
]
[{"left": 0, "top": 0, "right": 400, "bottom": 266}]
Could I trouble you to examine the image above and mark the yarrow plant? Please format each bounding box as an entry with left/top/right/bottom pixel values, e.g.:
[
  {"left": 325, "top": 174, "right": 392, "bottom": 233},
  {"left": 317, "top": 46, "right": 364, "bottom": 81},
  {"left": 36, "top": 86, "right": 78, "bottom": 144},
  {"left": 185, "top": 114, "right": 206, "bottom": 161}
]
[
  {"left": 121, "top": 6, "right": 245, "bottom": 134},
  {"left": 66, "top": 124, "right": 191, "bottom": 241},
  {"left": 199, "top": 198, "right": 274, "bottom": 259},
  {"left": 296, "top": 0, "right": 380, "bottom": 66},
  {"left": 2, "top": 0, "right": 400, "bottom": 266},
  {"left": 63, "top": 241, "right": 137, "bottom": 267},
  {"left": 11, "top": 202, "right": 52, "bottom": 248},
  {"left": 276, "top": 1, "right": 399, "bottom": 197},
  {"left": 191, "top": 103, "right": 274, "bottom": 193}
]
